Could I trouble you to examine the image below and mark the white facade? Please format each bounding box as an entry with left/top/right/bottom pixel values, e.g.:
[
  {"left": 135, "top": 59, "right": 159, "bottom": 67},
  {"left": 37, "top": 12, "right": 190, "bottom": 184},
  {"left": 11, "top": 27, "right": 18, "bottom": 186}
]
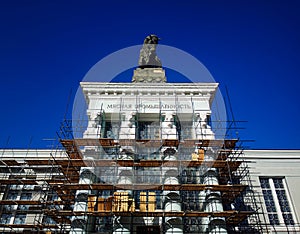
[
  {"left": 81, "top": 82, "right": 217, "bottom": 140},
  {"left": 244, "top": 150, "right": 300, "bottom": 233}
]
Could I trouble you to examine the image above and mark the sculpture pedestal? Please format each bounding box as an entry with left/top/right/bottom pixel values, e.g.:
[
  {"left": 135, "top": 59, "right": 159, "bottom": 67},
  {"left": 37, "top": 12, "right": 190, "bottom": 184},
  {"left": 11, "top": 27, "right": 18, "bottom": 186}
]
[{"left": 132, "top": 67, "right": 166, "bottom": 83}]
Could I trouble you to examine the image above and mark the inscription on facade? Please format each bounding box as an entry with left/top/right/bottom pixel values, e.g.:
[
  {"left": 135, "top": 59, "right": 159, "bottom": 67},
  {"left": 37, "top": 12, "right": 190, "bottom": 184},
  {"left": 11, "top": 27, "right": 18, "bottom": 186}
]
[{"left": 107, "top": 103, "right": 192, "bottom": 110}]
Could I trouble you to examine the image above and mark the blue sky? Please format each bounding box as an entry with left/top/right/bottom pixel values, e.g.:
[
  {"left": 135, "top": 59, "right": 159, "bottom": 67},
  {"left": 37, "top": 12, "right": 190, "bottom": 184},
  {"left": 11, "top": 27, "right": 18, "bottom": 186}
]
[{"left": 0, "top": 0, "right": 299, "bottom": 149}]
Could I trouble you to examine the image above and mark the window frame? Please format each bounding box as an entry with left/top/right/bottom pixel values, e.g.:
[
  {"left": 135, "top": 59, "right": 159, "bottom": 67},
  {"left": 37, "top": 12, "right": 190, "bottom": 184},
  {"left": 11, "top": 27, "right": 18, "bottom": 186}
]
[{"left": 259, "top": 177, "right": 296, "bottom": 226}]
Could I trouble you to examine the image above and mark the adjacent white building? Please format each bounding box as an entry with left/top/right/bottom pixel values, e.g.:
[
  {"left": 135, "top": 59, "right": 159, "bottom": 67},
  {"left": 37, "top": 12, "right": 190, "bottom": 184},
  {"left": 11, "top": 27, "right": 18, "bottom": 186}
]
[{"left": 244, "top": 150, "right": 300, "bottom": 233}]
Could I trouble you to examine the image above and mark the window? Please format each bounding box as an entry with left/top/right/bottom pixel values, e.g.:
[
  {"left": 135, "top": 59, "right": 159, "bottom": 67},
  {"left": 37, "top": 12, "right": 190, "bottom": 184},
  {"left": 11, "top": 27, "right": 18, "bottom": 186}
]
[
  {"left": 18, "top": 192, "right": 31, "bottom": 210},
  {"left": 206, "top": 114, "right": 212, "bottom": 127},
  {"left": 4, "top": 205, "right": 15, "bottom": 211},
  {"left": 259, "top": 178, "right": 295, "bottom": 226},
  {"left": 7, "top": 191, "right": 18, "bottom": 200},
  {"left": 0, "top": 214, "right": 12, "bottom": 224},
  {"left": 103, "top": 121, "right": 119, "bottom": 139},
  {"left": 137, "top": 121, "right": 159, "bottom": 140},
  {"left": 13, "top": 214, "right": 26, "bottom": 224}
]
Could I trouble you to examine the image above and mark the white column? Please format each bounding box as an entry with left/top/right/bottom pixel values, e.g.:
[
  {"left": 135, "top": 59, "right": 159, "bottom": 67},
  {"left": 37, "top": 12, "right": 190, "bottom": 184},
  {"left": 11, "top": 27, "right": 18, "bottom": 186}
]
[
  {"left": 83, "top": 111, "right": 102, "bottom": 138},
  {"left": 162, "top": 147, "right": 183, "bottom": 234},
  {"left": 119, "top": 112, "right": 136, "bottom": 140},
  {"left": 70, "top": 166, "right": 96, "bottom": 234},
  {"left": 201, "top": 168, "right": 227, "bottom": 234},
  {"left": 161, "top": 113, "right": 177, "bottom": 140}
]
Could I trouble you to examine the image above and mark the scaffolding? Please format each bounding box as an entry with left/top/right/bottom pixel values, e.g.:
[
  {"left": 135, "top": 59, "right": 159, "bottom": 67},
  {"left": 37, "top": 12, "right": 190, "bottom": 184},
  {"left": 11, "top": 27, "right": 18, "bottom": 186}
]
[
  {"left": 1, "top": 142, "right": 299, "bottom": 233},
  {"left": 48, "top": 110, "right": 269, "bottom": 233},
  {"left": 0, "top": 98, "right": 275, "bottom": 234},
  {"left": 0, "top": 99, "right": 270, "bottom": 234},
  {"left": 4, "top": 79, "right": 299, "bottom": 233}
]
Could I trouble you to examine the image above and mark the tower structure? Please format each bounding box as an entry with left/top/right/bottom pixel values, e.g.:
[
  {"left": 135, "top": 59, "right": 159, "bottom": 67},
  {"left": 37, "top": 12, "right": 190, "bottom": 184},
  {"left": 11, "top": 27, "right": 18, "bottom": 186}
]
[
  {"left": 63, "top": 35, "right": 263, "bottom": 233},
  {"left": 0, "top": 35, "right": 266, "bottom": 234}
]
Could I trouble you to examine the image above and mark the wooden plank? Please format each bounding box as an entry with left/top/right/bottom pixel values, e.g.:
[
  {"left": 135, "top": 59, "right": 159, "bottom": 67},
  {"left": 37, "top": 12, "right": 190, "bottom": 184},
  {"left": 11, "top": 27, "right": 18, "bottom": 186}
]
[
  {"left": 56, "top": 183, "right": 246, "bottom": 193},
  {"left": 88, "top": 195, "right": 97, "bottom": 212},
  {"left": 97, "top": 197, "right": 113, "bottom": 212},
  {"left": 0, "top": 200, "right": 41, "bottom": 205},
  {"left": 1, "top": 160, "right": 21, "bottom": 166},
  {"left": 60, "top": 139, "right": 82, "bottom": 159},
  {"left": 182, "top": 139, "right": 238, "bottom": 149},
  {"left": 46, "top": 209, "right": 253, "bottom": 225},
  {"left": 139, "top": 192, "right": 147, "bottom": 212},
  {"left": 148, "top": 192, "right": 156, "bottom": 212},
  {"left": 163, "top": 139, "right": 179, "bottom": 147},
  {"left": 0, "top": 179, "right": 37, "bottom": 185},
  {"left": 60, "top": 138, "right": 238, "bottom": 149}
]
